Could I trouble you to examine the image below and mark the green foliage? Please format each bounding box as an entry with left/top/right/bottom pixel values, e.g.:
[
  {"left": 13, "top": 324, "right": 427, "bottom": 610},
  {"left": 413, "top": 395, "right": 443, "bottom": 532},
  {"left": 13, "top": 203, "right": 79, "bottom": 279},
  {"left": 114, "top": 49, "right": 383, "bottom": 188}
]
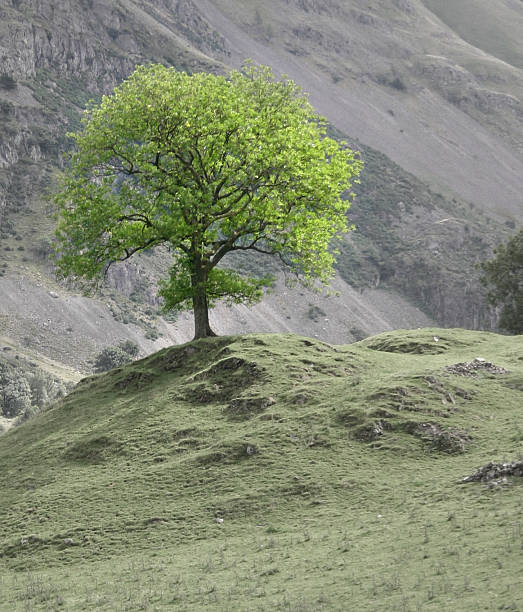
[
  {"left": 481, "top": 228, "right": 523, "bottom": 334},
  {"left": 93, "top": 347, "right": 132, "bottom": 373},
  {"left": 159, "top": 256, "right": 274, "bottom": 311},
  {"left": 118, "top": 340, "right": 140, "bottom": 358},
  {"left": 0, "top": 375, "right": 31, "bottom": 418},
  {"left": 93, "top": 341, "right": 140, "bottom": 373},
  {"left": 53, "top": 62, "right": 362, "bottom": 336},
  {"left": 0, "top": 362, "right": 65, "bottom": 419}
]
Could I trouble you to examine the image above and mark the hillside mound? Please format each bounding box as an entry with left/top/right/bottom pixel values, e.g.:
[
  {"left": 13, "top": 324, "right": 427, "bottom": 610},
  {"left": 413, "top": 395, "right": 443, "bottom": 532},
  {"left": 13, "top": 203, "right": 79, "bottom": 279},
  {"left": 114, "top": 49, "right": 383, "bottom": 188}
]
[{"left": 0, "top": 329, "right": 522, "bottom": 611}]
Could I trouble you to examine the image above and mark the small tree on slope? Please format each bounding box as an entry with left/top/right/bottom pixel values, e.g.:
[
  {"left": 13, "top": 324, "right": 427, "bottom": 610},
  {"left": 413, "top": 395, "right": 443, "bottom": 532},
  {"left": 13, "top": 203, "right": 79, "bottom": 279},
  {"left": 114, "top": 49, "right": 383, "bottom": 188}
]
[
  {"left": 481, "top": 228, "right": 523, "bottom": 334},
  {"left": 53, "top": 63, "right": 362, "bottom": 339}
]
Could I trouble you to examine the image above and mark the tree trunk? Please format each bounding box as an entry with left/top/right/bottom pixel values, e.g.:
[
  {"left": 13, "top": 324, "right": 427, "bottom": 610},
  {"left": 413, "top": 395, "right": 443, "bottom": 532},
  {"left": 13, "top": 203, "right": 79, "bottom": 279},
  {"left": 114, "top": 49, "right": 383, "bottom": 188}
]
[{"left": 191, "top": 259, "right": 216, "bottom": 340}]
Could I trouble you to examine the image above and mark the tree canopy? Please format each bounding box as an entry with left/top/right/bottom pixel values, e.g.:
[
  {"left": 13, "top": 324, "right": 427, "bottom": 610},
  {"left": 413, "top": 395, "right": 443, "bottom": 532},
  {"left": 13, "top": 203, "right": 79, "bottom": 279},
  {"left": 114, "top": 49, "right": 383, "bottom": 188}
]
[
  {"left": 481, "top": 228, "right": 523, "bottom": 334},
  {"left": 54, "top": 63, "right": 362, "bottom": 338}
]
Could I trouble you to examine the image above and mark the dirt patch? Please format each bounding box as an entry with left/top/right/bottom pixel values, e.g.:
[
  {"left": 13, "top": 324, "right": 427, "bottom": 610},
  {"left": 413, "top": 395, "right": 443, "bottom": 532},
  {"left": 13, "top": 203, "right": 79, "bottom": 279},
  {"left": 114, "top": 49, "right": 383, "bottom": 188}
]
[
  {"left": 143, "top": 517, "right": 168, "bottom": 526},
  {"left": 63, "top": 435, "right": 122, "bottom": 463},
  {"left": 195, "top": 441, "right": 258, "bottom": 465},
  {"left": 423, "top": 375, "right": 473, "bottom": 402},
  {"left": 368, "top": 386, "right": 421, "bottom": 411},
  {"left": 175, "top": 437, "right": 200, "bottom": 452},
  {"left": 368, "top": 377, "right": 473, "bottom": 416},
  {"left": 353, "top": 420, "right": 390, "bottom": 441},
  {"left": 191, "top": 357, "right": 265, "bottom": 385},
  {"left": 183, "top": 356, "right": 266, "bottom": 404},
  {"left": 206, "top": 357, "right": 261, "bottom": 377},
  {"left": 337, "top": 408, "right": 393, "bottom": 442},
  {"left": 415, "top": 422, "right": 470, "bottom": 453},
  {"left": 366, "top": 336, "right": 449, "bottom": 355},
  {"left": 504, "top": 375, "right": 523, "bottom": 391},
  {"left": 337, "top": 407, "right": 367, "bottom": 428},
  {"left": 172, "top": 427, "right": 199, "bottom": 441},
  {"left": 224, "top": 396, "right": 276, "bottom": 420},
  {"left": 182, "top": 383, "right": 228, "bottom": 404},
  {"left": 150, "top": 344, "right": 202, "bottom": 372},
  {"left": 339, "top": 406, "right": 470, "bottom": 453},
  {"left": 290, "top": 392, "right": 313, "bottom": 405},
  {"left": 113, "top": 370, "right": 155, "bottom": 391}
]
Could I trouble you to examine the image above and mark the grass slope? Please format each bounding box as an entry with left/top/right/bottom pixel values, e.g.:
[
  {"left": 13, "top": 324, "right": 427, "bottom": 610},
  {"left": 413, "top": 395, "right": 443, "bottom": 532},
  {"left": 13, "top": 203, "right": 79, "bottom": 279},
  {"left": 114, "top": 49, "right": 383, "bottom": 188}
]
[{"left": 0, "top": 329, "right": 522, "bottom": 610}]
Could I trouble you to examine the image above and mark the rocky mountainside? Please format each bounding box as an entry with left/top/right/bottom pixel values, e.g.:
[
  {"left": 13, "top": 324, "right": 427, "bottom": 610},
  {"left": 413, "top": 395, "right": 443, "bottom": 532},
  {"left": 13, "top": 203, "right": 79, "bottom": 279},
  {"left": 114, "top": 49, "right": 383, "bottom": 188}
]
[
  {"left": 197, "top": 0, "right": 523, "bottom": 217},
  {"left": 0, "top": 0, "right": 521, "bottom": 380}
]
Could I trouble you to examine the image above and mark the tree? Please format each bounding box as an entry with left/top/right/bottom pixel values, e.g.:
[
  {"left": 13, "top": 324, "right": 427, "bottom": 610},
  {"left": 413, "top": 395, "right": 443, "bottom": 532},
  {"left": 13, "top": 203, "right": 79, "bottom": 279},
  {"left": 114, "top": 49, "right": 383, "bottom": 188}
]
[
  {"left": 481, "top": 228, "right": 523, "bottom": 334},
  {"left": 1, "top": 377, "right": 32, "bottom": 418},
  {"left": 54, "top": 63, "right": 362, "bottom": 339},
  {"left": 93, "top": 341, "right": 140, "bottom": 373},
  {"left": 29, "top": 370, "right": 67, "bottom": 406}
]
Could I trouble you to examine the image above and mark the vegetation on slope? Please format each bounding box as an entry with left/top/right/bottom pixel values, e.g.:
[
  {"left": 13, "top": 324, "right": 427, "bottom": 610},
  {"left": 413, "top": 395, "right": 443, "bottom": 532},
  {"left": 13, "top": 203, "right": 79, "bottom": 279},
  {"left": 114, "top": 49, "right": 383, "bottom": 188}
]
[
  {"left": 481, "top": 228, "right": 523, "bottom": 335},
  {"left": 0, "top": 329, "right": 521, "bottom": 610},
  {"left": 330, "top": 129, "right": 507, "bottom": 328},
  {"left": 0, "top": 347, "right": 75, "bottom": 433}
]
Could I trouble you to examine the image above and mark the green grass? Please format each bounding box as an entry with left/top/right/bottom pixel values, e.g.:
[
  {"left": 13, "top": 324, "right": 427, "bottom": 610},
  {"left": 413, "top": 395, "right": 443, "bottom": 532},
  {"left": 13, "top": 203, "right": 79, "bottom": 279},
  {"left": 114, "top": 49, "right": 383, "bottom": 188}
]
[{"left": 0, "top": 328, "right": 522, "bottom": 610}]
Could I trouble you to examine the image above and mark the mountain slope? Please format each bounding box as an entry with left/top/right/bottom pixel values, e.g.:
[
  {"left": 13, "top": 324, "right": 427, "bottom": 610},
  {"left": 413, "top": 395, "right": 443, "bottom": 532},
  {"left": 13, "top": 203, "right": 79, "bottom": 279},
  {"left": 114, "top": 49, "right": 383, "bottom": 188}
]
[
  {"left": 0, "top": 330, "right": 522, "bottom": 609},
  {"left": 422, "top": 0, "right": 523, "bottom": 69},
  {"left": 0, "top": 0, "right": 521, "bottom": 383},
  {"left": 197, "top": 0, "right": 523, "bottom": 218}
]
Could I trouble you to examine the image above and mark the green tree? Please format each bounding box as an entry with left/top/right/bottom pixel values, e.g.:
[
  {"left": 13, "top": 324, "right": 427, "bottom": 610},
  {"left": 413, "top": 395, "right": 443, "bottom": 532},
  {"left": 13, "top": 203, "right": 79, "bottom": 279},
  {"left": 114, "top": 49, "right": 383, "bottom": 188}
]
[
  {"left": 93, "top": 341, "right": 139, "bottom": 373},
  {"left": 28, "top": 370, "right": 67, "bottom": 406},
  {"left": 481, "top": 228, "right": 523, "bottom": 334},
  {"left": 54, "top": 63, "right": 362, "bottom": 339},
  {"left": 28, "top": 371, "right": 49, "bottom": 406},
  {"left": 1, "top": 377, "right": 32, "bottom": 418}
]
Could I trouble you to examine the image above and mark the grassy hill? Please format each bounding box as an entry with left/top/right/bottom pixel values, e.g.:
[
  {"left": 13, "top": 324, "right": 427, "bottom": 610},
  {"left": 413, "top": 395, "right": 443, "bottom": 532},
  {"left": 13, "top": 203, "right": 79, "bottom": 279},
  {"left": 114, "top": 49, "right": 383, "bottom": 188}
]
[{"left": 0, "top": 329, "right": 522, "bottom": 610}]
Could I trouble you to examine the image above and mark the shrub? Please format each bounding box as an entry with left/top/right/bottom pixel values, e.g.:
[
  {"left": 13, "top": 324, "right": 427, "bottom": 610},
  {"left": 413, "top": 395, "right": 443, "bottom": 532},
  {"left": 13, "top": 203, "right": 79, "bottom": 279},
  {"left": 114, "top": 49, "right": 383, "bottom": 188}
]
[
  {"left": 376, "top": 74, "right": 407, "bottom": 91},
  {"left": 1, "top": 378, "right": 32, "bottom": 418},
  {"left": 28, "top": 371, "right": 65, "bottom": 406},
  {"left": 307, "top": 304, "right": 326, "bottom": 322},
  {"left": 389, "top": 77, "right": 406, "bottom": 91},
  {"left": 119, "top": 340, "right": 140, "bottom": 358},
  {"left": 0, "top": 100, "right": 14, "bottom": 116},
  {"left": 0, "top": 74, "right": 17, "bottom": 91},
  {"left": 93, "top": 341, "right": 140, "bottom": 373},
  {"left": 93, "top": 347, "right": 132, "bottom": 373},
  {"left": 0, "top": 362, "right": 67, "bottom": 419}
]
